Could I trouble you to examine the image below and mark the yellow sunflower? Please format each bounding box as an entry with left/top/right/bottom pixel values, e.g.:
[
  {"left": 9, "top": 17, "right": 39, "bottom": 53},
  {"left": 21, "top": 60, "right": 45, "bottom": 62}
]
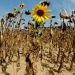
[
  {"left": 31, "top": 3, "right": 51, "bottom": 22},
  {"left": 19, "top": 3, "right": 25, "bottom": 8}
]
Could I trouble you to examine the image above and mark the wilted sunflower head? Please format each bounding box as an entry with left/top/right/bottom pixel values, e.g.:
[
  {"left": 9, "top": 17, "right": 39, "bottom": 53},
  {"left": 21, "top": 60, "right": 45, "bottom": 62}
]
[
  {"left": 19, "top": 3, "right": 25, "bottom": 8},
  {"left": 31, "top": 3, "right": 51, "bottom": 23}
]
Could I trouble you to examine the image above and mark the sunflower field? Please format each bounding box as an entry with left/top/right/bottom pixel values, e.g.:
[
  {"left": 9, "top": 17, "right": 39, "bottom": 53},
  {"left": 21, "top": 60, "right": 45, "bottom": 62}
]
[{"left": 0, "top": 1, "right": 75, "bottom": 75}]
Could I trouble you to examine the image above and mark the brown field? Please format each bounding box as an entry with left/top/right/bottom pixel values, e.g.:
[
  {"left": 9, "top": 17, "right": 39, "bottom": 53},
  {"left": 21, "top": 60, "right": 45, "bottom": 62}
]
[{"left": 0, "top": 24, "right": 75, "bottom": 75}]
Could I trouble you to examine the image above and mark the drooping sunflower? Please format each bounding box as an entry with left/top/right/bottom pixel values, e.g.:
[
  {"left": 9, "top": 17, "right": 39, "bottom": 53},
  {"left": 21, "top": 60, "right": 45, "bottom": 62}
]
[
  {"left": 19, "top": 3, "right": 25, "bottom": 8},
  {"left": 31, "top": 3, "right": 51, "bottom": 22}
]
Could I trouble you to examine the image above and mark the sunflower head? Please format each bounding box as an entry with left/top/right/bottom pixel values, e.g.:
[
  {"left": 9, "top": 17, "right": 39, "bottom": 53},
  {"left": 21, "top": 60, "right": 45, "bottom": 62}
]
[
  {"left": 31, "top": 3, "right": 51, "bottom": 23},
  {"left": 20, "top": 3, "right": 25, "bottom": 8}
]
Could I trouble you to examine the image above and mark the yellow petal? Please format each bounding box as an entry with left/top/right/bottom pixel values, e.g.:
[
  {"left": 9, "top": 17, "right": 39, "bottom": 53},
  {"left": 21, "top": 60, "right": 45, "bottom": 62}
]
[
  {"left": 41, "top": 17, "right": 44, "bottom": 22},
  {"left": 44, "top": 16, "right": 48, "bottom": 19},
  {"left": 43, "top": 5, "right": 48, "bottom": 9},
  {"left": 32, "top": 12, "right": 36, "bottom": 15},
  {"left": 33, "top": 15, "right": 37, "bottom": 18},
  {"left": 45, "top": 10, "right": 51, "bottom": 13},
  {"left": 32, "top": 8, "right": 35, "bottom": 10},
  {"left": 38, "top": 17, "right": 41, "bottom": 22},
  {"left": 36, "top": 16, "right": 39, "bottom": 20}
]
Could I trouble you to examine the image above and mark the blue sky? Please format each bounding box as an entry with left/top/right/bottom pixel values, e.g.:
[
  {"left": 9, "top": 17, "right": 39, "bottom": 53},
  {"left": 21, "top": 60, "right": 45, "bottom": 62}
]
[{"left": 0, "top": 0, "right": 75, "bottom": 28}]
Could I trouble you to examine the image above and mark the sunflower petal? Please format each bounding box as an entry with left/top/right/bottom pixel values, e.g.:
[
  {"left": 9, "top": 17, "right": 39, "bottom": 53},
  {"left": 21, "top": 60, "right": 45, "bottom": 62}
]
[
  {"left": 41, "top": 17, "right": 44, "bottom": 22},
  {"left": 43, "top": 5, "right": 48, "bottom": 9},
  {"left": 36, "top": 16, "right": 39, "bottom": 20},
  {"left": 44, "top": 16, "right": 49, "bottom": 19},
  {"left": 38, "top": 17, "right": 41, "bottom": 22},
  {"left": 32, "top": 8, "right": 35, "bottom": 10},
  {"left": 45, "top": 10, "right": 51, "bottom": 13},
  {"left": 33, "top": 15, "right": 37, "bottom": 18}
]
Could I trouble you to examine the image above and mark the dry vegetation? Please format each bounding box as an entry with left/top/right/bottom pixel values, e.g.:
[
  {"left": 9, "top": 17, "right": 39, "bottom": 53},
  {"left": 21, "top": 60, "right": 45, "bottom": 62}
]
[{"left": 0, "top": 20, "right": 75, "bottom": 75}]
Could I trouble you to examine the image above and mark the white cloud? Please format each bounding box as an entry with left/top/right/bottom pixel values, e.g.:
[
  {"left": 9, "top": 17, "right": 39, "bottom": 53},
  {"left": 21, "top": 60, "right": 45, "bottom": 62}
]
[
  {"left": 62, "top": 1, "right": 73, "bottom": 15},
  {"left": 53, "top": 1, "right": 72, "bottom": 15},
  {"left": 71, "top": 0, "right": 75, "bottom": 3},
  {"left": 53, "top": 3, "right": 61, "bottom": 9}
]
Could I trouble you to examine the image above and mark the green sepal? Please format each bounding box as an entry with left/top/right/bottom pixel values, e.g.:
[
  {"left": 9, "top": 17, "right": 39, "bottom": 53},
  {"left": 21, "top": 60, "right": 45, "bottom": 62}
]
[
  {"left": 38, "top": 29, "right": 42, "bottom": 37},
  {"left": 34, "top": 21, "right": 38, "bottom": 29},
  {"left": 34, "top": 21, "right": 43, "bottom": 29}
]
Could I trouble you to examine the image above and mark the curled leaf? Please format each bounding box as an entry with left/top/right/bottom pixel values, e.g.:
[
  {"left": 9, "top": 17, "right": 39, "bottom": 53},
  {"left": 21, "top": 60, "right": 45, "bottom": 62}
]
[{"left": 13, "top": 8, "right": 17, "bottom": 11}]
